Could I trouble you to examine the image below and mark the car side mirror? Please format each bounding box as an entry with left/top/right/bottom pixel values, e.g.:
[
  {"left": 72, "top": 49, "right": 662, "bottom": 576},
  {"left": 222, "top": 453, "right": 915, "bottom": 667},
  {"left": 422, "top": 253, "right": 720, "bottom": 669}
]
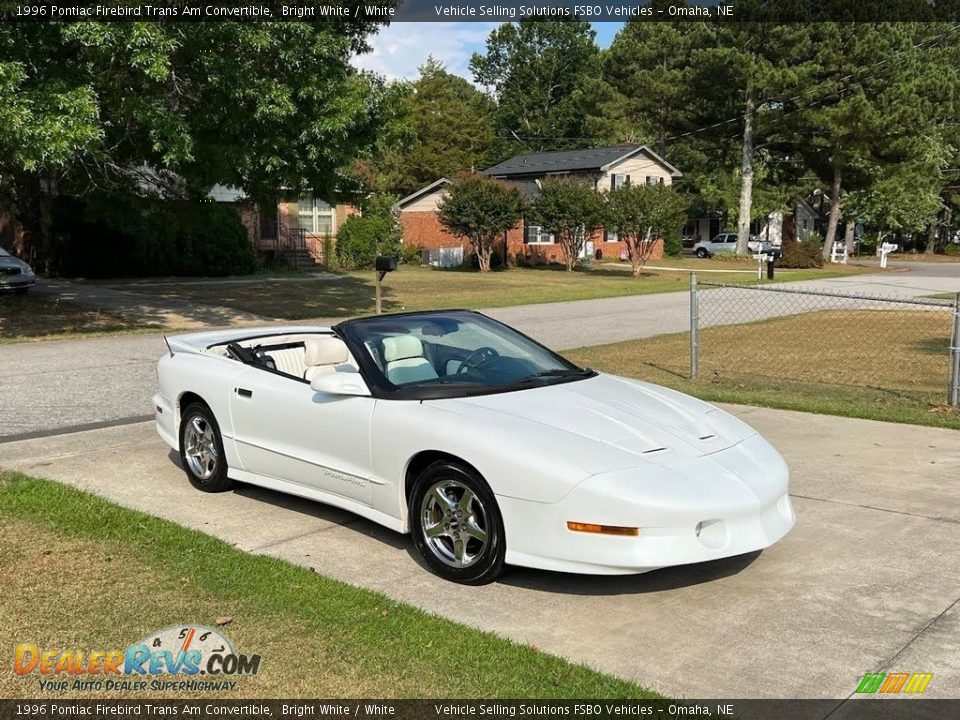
[{"left": 310, "top": 371, "right": 371, "bottom": 397}]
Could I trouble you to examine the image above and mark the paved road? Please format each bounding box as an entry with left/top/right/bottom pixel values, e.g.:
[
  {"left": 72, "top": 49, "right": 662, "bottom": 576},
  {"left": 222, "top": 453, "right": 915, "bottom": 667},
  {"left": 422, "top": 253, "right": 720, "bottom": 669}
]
[
  {"left": 3, "top": 405, "right": 958, "bottom": 699},
  {"left": 3, "top": 263, "right": 959, "bottom": 438}
]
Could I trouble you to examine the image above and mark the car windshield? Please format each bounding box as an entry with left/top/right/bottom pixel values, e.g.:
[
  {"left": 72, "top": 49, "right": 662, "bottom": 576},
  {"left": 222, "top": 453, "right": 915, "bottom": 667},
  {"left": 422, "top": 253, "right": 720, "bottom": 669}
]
[
  {"left": 0, "top": 249, "right": 9, "bottom": 257},
  {"left": 338, "top": 311, "right": 593, "bottom": 396}
]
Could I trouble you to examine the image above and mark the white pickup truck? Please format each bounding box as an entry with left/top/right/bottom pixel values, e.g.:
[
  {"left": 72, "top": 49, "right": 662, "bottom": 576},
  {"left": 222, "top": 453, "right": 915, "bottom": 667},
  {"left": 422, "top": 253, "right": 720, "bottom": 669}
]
[{"left": 693, "top": 233, "right": 775, "bottom": 258}]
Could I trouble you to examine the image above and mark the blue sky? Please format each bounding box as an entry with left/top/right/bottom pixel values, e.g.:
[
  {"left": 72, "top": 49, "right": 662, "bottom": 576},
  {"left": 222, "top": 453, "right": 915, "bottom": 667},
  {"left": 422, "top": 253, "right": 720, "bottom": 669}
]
[{"left": 353, "top": 22, "right": 625, "bottom": 81}]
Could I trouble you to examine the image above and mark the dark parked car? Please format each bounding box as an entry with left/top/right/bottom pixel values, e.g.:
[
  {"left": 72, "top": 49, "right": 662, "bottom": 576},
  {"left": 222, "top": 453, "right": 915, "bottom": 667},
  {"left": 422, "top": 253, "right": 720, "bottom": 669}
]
[{"left": 0, "top": 248, "right": 37, "bottom": 294}]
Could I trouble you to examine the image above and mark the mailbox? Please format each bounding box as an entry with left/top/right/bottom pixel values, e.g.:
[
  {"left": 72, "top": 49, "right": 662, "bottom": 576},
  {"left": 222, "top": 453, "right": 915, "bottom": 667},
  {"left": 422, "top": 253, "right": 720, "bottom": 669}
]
[{"left": 375, "top": 256, "right": 398, "bottom": 273}]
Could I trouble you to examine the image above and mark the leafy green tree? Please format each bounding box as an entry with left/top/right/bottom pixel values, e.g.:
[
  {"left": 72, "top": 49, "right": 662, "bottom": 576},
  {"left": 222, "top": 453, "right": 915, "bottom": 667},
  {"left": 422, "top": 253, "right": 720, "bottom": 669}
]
[
  {"left": 690, "top": 23, "right": 814, "bottom": 254},
  {"left": 601, "top": 19, "right": 714, "bottom": 156},
  {"left": 606, "top": 184, "right": 689, "bottom": 277},
  {"left": 470, "top": 17, "right": 601, "bottom": 154},
  {"left": 0, "top": 21, "right": 391, "bottom": 250},
  {"left": 409, "top": 58, "right": 495, "bottom": 183},
  {"left": 528, "top": 177, "right": 606, "bottom": 271},
  {"left": 790, "top": 23, "right": 960, "bottom": 259},
  {"left": 437, "top": 175, "right": 523, "bottom": 272},
  {"left": 372, "top": 57, "right": 496, "bottom": 197}
]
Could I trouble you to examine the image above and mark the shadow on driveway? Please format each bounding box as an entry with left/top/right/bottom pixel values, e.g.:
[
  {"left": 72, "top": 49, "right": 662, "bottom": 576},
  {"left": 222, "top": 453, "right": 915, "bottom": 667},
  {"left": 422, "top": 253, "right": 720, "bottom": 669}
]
[{"left": 501, "top": 551, "right": 761, "bottom": 596}]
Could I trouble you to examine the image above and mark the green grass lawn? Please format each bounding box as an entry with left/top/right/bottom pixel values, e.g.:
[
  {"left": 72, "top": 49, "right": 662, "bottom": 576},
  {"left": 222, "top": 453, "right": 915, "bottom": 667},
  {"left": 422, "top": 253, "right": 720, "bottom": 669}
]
[
  {"left": 567, "top": 309, "right": 960, "bottom": 430},
  {"left": 128, "top": 263, "right": 867, "bottom": 321},
  {"left": 0, "top": 292, "right": 162, "bottom": 343},
  {"left": 0, "top": 471, "right": 659, "bottom": 700}
]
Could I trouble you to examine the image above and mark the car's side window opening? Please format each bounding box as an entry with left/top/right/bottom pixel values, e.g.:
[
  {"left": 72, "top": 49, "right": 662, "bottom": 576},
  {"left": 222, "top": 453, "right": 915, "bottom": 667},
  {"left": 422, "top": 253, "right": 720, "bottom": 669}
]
[{"left": 213, "top": 332, "right": 358, "bottom": 384}]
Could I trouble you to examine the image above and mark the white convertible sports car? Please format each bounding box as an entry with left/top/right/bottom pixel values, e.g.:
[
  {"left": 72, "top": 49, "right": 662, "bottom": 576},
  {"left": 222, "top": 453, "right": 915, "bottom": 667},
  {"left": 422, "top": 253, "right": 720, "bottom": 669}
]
[{"left": 154, "top": 310, "right": 794, "bottom": 584}]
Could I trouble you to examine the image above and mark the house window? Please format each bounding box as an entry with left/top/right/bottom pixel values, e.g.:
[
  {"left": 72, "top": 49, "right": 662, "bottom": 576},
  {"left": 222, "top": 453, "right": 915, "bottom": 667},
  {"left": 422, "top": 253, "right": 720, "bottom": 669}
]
[
  {"left": 604, "top": 229, "right": 618, "bottom": 243},
  {"left": 611, "top": 173, "right": 630, "bottom": 190},
  {"left": 645, "top": 175, "right": 663, "bottom": 185},
  {"left": 525, "top": 224, "right": 554, "bottom": 245},
  {"left": 297, "top": 197, "right": 334, "bottom": 235}
]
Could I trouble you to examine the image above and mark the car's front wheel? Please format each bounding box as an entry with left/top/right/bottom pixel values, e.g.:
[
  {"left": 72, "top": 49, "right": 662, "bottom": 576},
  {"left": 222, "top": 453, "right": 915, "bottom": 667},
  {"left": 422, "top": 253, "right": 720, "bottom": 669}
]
[
  {"left": 409, "top": 461, "right": 506, "bottom": 585},
  {"left": 179, "top": 402, "right": 232, "bottom": 492},
  {"left": 695, "top": 247, "right": 709, "bottom": 258}
]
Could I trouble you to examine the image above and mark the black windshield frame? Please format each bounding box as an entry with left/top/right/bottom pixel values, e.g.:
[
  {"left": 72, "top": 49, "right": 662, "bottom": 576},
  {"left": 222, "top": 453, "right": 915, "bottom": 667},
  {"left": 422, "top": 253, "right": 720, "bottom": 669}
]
[{"left": 334, "top": 309, "right": 596, "bottom": 400}]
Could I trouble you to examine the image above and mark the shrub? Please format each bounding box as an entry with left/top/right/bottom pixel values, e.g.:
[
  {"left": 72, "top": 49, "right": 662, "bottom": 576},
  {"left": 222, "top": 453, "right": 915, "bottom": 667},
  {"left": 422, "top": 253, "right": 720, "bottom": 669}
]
[
  {"left": 663, "top": 231, "right": 683, "bottom": 259},
  {"left": 334, "top": 213, "right": 402, "bottom": 270},
  {"left": 49, "top": 194, "right": 256, "bottom": 277},
  {"left": 946, "top": 243, "right": 960, "bottom": 256},
  {"left": 859, "top": 234, "right": 878, "bottom": 256},
  {"left": 779, "top": 238, "right": 823, "bottom": 268},
  {"left": 400, "top": 243, "right": 424, "bottom": 265},
  {"left": 322, "top": 234, "right": 336, "bottom": 269}
]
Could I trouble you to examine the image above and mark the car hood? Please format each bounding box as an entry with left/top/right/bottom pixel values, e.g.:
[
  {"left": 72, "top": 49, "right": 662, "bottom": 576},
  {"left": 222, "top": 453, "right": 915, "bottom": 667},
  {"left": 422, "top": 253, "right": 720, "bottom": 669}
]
[
  {"left": 0, "top": 256, "right": 30, "bottom": 270},
  {"left": 432, "top": 373, "right": 758, "bottom": 474}
]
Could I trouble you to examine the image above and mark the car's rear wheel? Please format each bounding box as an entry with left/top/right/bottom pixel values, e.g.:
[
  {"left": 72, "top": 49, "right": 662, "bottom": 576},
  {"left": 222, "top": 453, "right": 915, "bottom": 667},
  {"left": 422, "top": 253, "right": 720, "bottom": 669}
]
[
  {"left": 409, "top": 461, "right": 506, "bottom": 585},
  {"left": 179, "top": 403, "right": 232, "bottom": 492},
  {"left": 695, "top": 247, "right": 709, "bottom": 258}
]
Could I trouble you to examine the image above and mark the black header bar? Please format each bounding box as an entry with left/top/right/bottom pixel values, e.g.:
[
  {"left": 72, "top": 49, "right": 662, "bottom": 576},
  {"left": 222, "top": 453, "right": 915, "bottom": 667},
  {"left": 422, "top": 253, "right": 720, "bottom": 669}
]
[
  {"left": 2, "top": 699, "right": 960, "bottom": 720},
  {"left": 1, "top": 0, "right": 959, "bottom": 23}
]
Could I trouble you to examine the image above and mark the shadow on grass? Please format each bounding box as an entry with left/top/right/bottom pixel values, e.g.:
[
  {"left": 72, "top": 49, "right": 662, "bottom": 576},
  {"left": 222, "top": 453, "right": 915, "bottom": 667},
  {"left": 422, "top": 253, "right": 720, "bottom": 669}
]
[
  {"left": 912, "top": 335, "right": 951, "bottom": 356},
  {"left": 0, "top": 290, "right": 147, "bottom": 339},
  {"left": 145, "top": 274, "right": 388, "bottom": 320}
]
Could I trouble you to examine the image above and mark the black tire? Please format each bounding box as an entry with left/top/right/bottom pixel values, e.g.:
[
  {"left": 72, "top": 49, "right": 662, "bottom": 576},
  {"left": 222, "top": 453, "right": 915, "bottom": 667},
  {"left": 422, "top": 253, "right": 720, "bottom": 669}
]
[
  {"left": 14, "top": 287, "right": 28, "bottom": 295},
  {"left": 179, "top": 402, "right": 232, "bottom": 492},
  {"left": 695, "top": 248, "right": 709, "bottom": 258},
  {"left": 409, "top": 461, "right": 506, "bottom": 585}
]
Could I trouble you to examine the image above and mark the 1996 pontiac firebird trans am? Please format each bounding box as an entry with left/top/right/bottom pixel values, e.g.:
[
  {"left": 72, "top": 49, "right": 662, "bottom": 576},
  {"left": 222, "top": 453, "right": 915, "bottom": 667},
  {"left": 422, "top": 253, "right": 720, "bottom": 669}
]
[{"left": 154, "top": 310, "right": 794, "bottom": 584}]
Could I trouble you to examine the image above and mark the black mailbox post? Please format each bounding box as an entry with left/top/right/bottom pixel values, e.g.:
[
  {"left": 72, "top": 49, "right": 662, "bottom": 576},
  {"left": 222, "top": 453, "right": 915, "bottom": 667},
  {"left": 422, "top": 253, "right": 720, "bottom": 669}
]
[
  {"left": 766, "top": 248, "right": 781, "bottom": 280},
  {"left": 375, "top": 256, "right": 398, "bottom": 273},
  {"left": 374, "top": 255, "right": 398, "bottom": 314}
]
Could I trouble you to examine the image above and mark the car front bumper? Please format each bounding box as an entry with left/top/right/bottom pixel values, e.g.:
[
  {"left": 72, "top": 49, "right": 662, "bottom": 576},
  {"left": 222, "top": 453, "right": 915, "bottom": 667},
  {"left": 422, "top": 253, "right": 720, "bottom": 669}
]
[
  {"left": 0, "top": 273, "right": 36, "bottom": 290},
  {"left": 498, "top": 433, "right": 795, "bottom": 575}
]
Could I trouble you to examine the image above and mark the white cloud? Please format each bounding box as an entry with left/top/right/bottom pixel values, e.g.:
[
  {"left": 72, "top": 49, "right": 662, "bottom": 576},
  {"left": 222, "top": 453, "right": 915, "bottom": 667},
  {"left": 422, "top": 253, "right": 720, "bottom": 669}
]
[{"left": 352, "top": 22, "right": 497, "bottom": 82}]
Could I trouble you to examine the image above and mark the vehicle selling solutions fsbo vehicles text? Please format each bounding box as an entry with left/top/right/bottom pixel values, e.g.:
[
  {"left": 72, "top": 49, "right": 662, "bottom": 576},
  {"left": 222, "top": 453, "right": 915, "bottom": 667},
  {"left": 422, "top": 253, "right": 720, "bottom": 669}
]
[{"left": 434, "top": 5, "right": 656, "bottom": 17}]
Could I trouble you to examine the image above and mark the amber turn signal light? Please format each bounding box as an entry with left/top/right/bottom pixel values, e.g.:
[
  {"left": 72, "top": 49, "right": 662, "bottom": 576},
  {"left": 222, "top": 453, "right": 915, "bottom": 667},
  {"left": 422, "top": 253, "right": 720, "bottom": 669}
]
[{"left": 566, "top": 521, "right": 639, "bottom": 537}]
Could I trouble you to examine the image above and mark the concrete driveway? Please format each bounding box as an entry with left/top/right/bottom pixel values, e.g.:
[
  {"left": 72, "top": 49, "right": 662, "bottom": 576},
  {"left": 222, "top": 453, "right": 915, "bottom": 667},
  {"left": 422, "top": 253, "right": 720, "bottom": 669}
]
[{"left": 2, "top": 404, "right": 958, "bottom": 701}]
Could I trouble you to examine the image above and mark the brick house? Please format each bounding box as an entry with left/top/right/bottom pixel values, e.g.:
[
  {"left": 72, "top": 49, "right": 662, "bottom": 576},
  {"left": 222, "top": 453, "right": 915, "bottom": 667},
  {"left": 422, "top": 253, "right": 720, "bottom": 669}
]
[
  {"left": 209, "top": 185, "right": 357, "bottom": 268},
  {"left": 395, "top": 145, "right": 682, "bottom": 265}
]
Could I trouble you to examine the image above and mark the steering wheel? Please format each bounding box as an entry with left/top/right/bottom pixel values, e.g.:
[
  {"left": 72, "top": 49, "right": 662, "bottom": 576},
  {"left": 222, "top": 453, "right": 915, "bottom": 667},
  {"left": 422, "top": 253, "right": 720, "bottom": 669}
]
[{"left": 457, "top": 346, "right": 500, "bottom": 374}]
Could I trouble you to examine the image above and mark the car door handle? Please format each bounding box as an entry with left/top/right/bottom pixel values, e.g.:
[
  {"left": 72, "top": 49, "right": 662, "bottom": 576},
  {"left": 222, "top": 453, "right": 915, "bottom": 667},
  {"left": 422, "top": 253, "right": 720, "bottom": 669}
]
[{"left": 235, "top": 388, "right": 253, "bottom": 398}]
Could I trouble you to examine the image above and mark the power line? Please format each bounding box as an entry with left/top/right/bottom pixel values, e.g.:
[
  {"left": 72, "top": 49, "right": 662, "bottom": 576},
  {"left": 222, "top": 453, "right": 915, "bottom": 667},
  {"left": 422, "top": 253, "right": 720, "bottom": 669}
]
[{"left": 494, "top": 23, "right": 960, "bottom": 146}]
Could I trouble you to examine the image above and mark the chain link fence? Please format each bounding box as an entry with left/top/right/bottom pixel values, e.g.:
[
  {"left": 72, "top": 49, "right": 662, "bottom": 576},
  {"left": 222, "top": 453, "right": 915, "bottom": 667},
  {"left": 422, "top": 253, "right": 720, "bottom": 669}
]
[{"left": 689, "top": 275, "right": 960, "bottom": 408}]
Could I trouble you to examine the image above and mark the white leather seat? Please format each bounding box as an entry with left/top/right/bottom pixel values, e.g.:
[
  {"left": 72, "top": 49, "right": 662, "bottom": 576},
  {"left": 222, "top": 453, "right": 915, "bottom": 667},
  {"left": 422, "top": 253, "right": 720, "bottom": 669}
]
[
  {"left": 303, "top": 336, "right": 350, "bottom": 381},
  {"left": 382, "top": 336, "right": 438, "bottom": 385},
  {"left": 265, "top": 347, "right": 307, "bottom": 377}
]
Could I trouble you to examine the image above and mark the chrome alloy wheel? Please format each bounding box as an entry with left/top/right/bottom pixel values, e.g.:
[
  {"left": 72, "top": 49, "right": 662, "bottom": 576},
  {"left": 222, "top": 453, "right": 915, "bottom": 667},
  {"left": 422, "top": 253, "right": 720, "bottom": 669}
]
[
  {"left": 183, "top": 415, "right": 218, "bottom": 481},
  {"left": 420, "top": 479, "right": 489, "bottom": 568}
]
